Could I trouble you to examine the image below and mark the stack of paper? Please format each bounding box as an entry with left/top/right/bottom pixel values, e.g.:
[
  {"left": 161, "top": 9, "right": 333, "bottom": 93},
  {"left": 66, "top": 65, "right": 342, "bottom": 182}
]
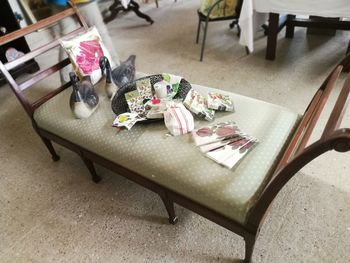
[{"left": 192, "top": 122, "right": 258, "bottom": 169}]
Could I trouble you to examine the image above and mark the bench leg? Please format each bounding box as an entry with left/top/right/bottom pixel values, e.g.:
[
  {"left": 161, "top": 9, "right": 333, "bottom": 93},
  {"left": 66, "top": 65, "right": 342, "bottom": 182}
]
[
  {"left": 160, "top": 192, "right": 178, "bottom": 224},
  {"left": 81, "top": 156, "right": 101, "bottom": 183},
  {"left": 40, "top": 136, "right": 60, "bottom": 162},
  {"left": 285, "top": 15, "right": 296, "bottom": 38},
  {"left": 243, "top": 234, "right": 256, "bottom": 263},
  {"left": 266, "top": 13, "right": 279, "bottom": 60}
]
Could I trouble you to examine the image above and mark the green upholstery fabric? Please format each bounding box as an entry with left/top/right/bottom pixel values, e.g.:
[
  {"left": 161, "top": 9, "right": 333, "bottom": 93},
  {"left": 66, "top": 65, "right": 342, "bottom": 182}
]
[
  {"left": 199, "top": 0, "right": 238, "bottom": 19},
  {"left": 33, "top": 75, "right": 300, "bottom": 224}
]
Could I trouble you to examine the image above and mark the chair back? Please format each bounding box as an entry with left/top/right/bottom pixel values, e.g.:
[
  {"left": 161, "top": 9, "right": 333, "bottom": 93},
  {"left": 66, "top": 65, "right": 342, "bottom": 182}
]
[
  {"left": 200, "top": 0, "right": 241, "bottom": 19},
  {"left": 246, "top": 57, "right": 350, "bottom": 229},
  {"left": 0, "top": 3, "right": 88, "bottom": 119}
]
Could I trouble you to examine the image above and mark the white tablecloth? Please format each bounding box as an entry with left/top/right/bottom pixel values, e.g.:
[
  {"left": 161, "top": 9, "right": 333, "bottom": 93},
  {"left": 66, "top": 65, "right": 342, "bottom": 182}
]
[{"left": 239, "top": 0, "right": 350, "bottom": 52}]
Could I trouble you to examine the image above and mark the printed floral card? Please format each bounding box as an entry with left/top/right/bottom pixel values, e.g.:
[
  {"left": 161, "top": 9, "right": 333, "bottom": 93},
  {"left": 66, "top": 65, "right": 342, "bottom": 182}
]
[
  {"left": 199, "top": 135, "right": 244, "bottom": 153},
  {"left": 112, "top": 112, "right": 146, "bottom": 130},
  {"left": 184, "top": 89, "right": 215, "bottom": 121},
  {"left": 207, "top": 92, "right": 234, "bottom": 112},
  {"left": 207, "top": 137, "right": 258, "bottom": 169},
  {"left": 206, "top": 137, "right": 251, "bottom": 163},
  {"left": 125, "top": 90, "right": 145, "bottom": 114},
  {"left": 193, "top": 121, "right": 258, "bottom": 169},
  {"left": 192, "top": 121, "right": 241, "bottom": 146},
  {"left": 136, "top": 78, "right": 153, "bottom": 100},
  {"left": 222, "top": 138, "right": 258, "bottom": 168}
]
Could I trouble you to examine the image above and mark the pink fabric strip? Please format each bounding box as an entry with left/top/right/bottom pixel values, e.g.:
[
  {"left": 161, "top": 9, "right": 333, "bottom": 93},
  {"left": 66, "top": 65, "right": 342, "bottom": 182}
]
[
  {"left": 171, "top": 108, "right": 183, "bottom": 135},
  {"left": 178, "top": 107, "right": 189, "bottom": 133}
]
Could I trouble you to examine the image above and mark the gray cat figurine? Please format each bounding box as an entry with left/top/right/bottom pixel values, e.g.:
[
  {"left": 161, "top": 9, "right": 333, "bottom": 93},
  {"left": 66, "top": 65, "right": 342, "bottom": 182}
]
[
  {"left": 99, "top": 55, "right": 136, "bottom": 99},
  {"left": 69, "top": 72, "right": 99, "bottom": 119}
]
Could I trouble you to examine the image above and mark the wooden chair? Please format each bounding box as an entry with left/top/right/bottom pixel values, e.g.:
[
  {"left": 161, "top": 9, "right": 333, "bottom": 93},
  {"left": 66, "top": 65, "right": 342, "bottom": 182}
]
[
  {"left": 1, "top": 5, "right": 350, "bottom": 262},
  {"left": 196, "top": 0, "right": 243, "bottom": 61}
]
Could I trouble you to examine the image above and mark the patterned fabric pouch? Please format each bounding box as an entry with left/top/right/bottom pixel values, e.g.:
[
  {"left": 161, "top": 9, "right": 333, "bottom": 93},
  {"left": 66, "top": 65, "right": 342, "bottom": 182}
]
[{"left": 164, "top": 103, "right": 194, "bottom": 136}]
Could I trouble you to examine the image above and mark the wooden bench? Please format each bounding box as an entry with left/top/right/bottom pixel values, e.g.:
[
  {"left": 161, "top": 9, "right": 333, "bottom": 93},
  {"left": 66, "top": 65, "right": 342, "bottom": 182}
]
[{"left": 1, "top": 5, "right": 349, "bottom": 262}]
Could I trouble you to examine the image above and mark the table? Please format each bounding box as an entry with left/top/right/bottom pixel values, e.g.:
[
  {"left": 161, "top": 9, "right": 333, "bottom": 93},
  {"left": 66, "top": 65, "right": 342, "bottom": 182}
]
[{"left": 239, "top": 0, "right": 350, "bottom": 60}]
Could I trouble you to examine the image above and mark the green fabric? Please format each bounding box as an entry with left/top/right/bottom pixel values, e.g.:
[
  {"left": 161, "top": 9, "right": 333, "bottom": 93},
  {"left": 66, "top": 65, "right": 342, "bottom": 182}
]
[
  {"left": 199, "top": 0, "right": 238, "bottom": 19},
  {"left": 33, "top": 75, "right": 300, "bottom": 224}
]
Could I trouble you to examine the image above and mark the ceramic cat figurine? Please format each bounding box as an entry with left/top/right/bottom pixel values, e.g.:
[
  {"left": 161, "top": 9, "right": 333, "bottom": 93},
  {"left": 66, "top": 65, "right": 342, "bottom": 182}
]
[
  {"left": 99, "top": 55, "right": 136, "bottom": 99},
  {"left": 69, "top": 72, "right": 99, "bottom": 119}
]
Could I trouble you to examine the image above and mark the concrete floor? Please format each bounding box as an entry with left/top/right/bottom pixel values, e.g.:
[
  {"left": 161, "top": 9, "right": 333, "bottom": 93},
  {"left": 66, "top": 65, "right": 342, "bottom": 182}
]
[{"left": 1, "top": 0, "right": 350, "bottom": 262}]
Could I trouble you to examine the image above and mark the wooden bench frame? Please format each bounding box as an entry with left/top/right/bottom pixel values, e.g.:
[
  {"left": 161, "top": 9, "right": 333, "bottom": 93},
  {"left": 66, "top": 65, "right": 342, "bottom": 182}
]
[{"left": 1, "top": 5, "right": 350, "bottom": 262}]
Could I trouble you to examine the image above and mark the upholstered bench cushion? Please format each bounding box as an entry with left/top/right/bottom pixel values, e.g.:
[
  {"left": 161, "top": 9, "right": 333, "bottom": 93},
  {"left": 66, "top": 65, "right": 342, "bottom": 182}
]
[{"left": 34, "top": 75, "right": 300, "bottom": 224}]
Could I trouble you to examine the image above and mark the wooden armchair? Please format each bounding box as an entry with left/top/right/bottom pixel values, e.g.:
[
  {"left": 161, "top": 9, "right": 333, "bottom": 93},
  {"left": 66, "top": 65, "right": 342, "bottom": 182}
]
[
  {"left": 1, "top": 6, "right": 350, "bottom": 262},
  {"left": 0, "top": 3, "right": 89, "bottom": 161}
]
